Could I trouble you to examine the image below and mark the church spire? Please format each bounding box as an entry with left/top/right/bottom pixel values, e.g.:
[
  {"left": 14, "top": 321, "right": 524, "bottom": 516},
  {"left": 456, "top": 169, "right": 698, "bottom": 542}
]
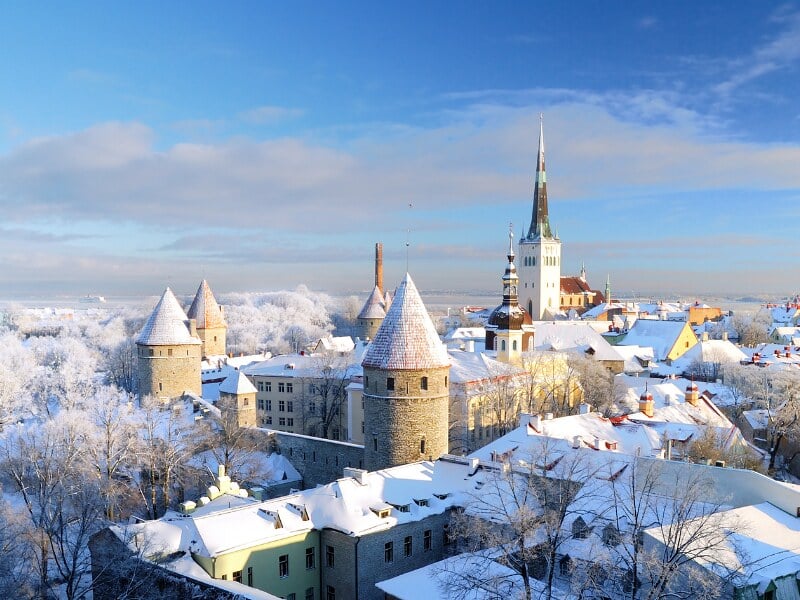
[
  {"left": 527, "top": 114, "right": 553, "bottom": 240},
  {"left": 502, "top": 223, "right": 519, "bottom": 306},
  {"left": 605, "top": 274, "right": 612, "bottom": 304}
]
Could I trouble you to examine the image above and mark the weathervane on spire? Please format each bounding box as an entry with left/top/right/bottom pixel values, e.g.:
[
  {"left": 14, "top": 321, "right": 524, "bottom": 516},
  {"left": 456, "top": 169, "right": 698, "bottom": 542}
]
[{"left": 539, "top": 112, "right": 544, "bottom": 124}]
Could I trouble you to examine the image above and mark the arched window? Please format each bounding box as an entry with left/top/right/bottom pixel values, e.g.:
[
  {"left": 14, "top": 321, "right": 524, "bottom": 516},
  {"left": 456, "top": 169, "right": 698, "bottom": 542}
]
[
  {"left": 421, "top": 376, "right": 428, "bottom": 391},
  {"left": 512, "top": 340, "right": 517, "bottom": 351},
  {"left": 528, "top": 300, "right": 533, "bottom": 315},
  {"left": 559, "top": 555, "right": 572, "bottom": 577},
  {"left": 501, "top": 340, "right": 506, "bottom": 351}
]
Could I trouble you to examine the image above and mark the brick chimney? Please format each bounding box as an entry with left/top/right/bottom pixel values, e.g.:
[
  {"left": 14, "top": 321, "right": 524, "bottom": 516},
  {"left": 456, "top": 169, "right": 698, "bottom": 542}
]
[
  {"left": 639, "top": 391, "right": 654, "bottom": 418},
  {"left": 375, "top": 242, "right": 384, "bottom": 294},
  {"left": 685, "top": 382, "right": 699, "bottom": 406}
]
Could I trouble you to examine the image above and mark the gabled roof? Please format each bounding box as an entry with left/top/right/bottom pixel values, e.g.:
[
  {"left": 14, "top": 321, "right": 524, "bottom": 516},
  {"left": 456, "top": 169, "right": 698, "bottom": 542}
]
[
  {"left": 362, "top": 273, "right": 450, "bottom": 370},
  {"left": 560, "top": 276, "right": 592, "bottom": 295},
  {"left": 219, "top": 370, "right": 257, "bottom": 396},
  {"left": 137, "top": 288, "right": 201, "bottom": 346},
  {"left": 358, "top": 285, "right": 387, "bottom": 320},
  {"left": 187, "top": 279, "right": 226, "bottom": 329},
  {"left": 618, "top": 319, "right": 694, "bottom": 361}
]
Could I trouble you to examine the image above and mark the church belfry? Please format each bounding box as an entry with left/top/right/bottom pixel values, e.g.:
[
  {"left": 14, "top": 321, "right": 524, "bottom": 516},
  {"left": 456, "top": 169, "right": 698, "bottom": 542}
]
[{"left": 518, "top": 115, "right": 562, "bottom": 320}]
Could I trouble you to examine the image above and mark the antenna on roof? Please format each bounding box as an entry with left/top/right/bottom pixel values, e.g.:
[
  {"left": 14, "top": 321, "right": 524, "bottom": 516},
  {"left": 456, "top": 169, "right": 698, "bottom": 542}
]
[{"left": 406, "top": 202, "right": 413, "bottom": 273}]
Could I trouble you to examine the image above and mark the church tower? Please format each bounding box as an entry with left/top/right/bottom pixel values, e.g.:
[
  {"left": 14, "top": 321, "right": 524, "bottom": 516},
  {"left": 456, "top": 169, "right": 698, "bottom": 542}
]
[
  {"left": 136, "top": 288, "right": 202, "bottom": 401},
  {"left": 187, "top": 279, "right": 227, "bottom": 358},
  {"left": 518, "top": 116, "right": 561, "bottom": 320},
  {"left": 485, "top": 227, "right": 529, "bottom": 364},
  {"left": 361, "top": 273, "right": 450, "bottom": 471}
]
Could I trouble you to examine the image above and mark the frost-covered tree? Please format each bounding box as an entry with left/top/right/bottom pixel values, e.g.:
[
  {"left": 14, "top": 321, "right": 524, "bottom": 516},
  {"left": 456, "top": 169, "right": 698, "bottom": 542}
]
[
  {"left": 2, "top": 414, "right": 105, "bottom": 600},
  {"left": 0, "top": 331, "right": 36, "bottom": 425},
  {"left": 223, "top": 287, "right": 335, "bottom": 355}
]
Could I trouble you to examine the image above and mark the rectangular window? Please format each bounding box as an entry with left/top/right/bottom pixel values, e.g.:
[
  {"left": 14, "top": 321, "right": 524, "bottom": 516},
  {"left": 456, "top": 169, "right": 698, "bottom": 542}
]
[
  {"left": 279, "top": 382, "right": 285, "bottom": 393},
  {"left": 287, "top": 382, "right": 293, "bottom": 393},
  {"left": 279, "top": 554, "right": 289, "bottom": 578},
  {"left": 404, "top": 535, "right": 412, "bottom": 557},
  {"left": 326, "top": 586, "right": 335, "bottom": 600},
  {"left": 257, "top": 398, "right": 265, "bottom": 410},
  {"left": 384, "top": 541, "right": 393, "bottom": 563},
  {"left": 279, "top": 400, "right": 286, "bottom": 412},
  {"left": 265, "top": 381, "right": 272, "bottom": 392},
  {"left": 305, "top": 587, "right": 314, "bottom": 600},
  {"left": 287, "top": 400, "right": 294, "bottom": 412},
  {"left": 421, "top": 376, "right": 428, "bottom": 390},
  {"left": 168, "top": 348, "right": 173, "bottom": 357},
  {"left": 279, "top": 417, "right": 286, "bottom": 427},
  {"left": 265, "top": 416, "right": 272, "bottom": 425},
  {"left": 306, "top": 547, "right": 315, "bottom": 569},
  {"left": 424, "top": 529, "right": 432, "bottom": 551},
  {"left": 387, "top": 377, "right": 395, "bottom": 391},
  {"left": 287, "top": 418, "right": 294, "bottom": 427},
  {"left": 326, "top": 545, "right": 335, "bottom": 567},
  {"left": 247, "top": 566, "right": 253, "bottom": 586},
  {"left": 309, "top": 400, "right": 316, "bottom": 415},
  {"left": 258, "top": 381, "right": 264, "bottom": 391},
  {"left": 266, "top": 399, "right": 272, "bottom": 411},
  {"left": 232, "top": 570, "right": 242, "bottom": 583}
]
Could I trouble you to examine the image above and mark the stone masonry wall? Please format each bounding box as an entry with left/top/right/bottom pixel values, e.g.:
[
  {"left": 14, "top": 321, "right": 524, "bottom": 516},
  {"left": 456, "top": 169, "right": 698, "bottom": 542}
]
[
  {"left": 198, "top": 325, "right": 226, "bottom": 357},
  {"left": 137, "top": 343, "right": 202, "bottom": 400},
  {"left": 250, "top": 428, "right": 365, "bottom": 489},
  {"left": 320, "top": 510, "right": 453, "bottom": 600},
  {"left": 363, "top": 366, "right": 450, "bottom": 472}
]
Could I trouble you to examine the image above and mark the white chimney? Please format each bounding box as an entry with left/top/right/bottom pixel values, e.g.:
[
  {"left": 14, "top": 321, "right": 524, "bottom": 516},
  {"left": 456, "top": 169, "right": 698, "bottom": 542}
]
[
  {"left": 530, "top": 414, "right": 542, "bottom": 431},
  {"left": 572, "top": 435, "right": 581, "bottom": 449},
  {"left": 544, "top": 412, "right": 554, "bottom": 421},
  {"left": 701, "top": 331, "right": 709, "bottom": 342},
  {"left": 465, "top": 340, "right": 475, "bottom": 352},
  {"left": 578, "top": 403, "right": 591, "bottom": 414},
  {"left": 519, "top": 413, "right": 533, "bottom": 429}
]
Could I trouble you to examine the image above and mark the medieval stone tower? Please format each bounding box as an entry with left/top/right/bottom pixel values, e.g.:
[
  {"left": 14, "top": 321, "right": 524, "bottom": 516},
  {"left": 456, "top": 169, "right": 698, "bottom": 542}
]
[
  {"left": 218, "top": 370, "right": 257, "bottom": 428},
  {"left": 187, "top": 279, "right": 227, "bottom": 358},
  {"left": 357, "top": 243, "right": 388, "bottom": 341},
  {"left": 485, "top": 227, "right": 531, "bottom": 364},
  {"left": 136, "top": 287, "right": 202, "bottom": 401},
  {"left": 361, "top": 273, "right": 450, "bottom": 471},
  {"left": 518, "top": 117, "right": 561, "bottom": 320}
]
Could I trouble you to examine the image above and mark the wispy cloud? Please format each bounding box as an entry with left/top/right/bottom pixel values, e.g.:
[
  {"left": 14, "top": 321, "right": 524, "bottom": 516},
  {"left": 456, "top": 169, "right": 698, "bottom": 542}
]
[
  {"left": 636, "top": 16, "right": 658, "bottom": 30},
  {"left": 714, "top": 8, "right": 800, "bottom": 97},
  {"left": 239, "top": 105, "right": 305, "bottom": 124}
]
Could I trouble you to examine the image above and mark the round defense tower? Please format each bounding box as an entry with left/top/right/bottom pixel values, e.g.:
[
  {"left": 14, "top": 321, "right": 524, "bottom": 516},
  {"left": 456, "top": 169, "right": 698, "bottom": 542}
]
[
  {"left": 187, "top": 279, "right": 227, "bottom": 358},
  {"left": 136, "top": 288, "right": 202, "bottom": 401},
  {"left": 361, "top": 273, "right": 450, "bottom": 471}
]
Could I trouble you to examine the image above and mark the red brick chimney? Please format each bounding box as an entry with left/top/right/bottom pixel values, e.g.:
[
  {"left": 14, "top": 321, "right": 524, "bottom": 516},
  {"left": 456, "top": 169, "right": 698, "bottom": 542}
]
[{"left": 375, "top": 242, "right": 384, "bottom": 294}]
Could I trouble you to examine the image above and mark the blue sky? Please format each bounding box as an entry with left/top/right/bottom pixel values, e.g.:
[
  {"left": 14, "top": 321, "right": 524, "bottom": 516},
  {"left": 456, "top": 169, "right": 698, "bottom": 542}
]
[{"left": 1, "top": 2, "right": 799, "bottom": 299}]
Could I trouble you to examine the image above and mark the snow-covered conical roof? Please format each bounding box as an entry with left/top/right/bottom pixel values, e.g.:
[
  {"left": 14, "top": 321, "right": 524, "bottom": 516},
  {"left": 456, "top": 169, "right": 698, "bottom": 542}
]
[
  {"left": 187, "top": 279, "right": 226, "bottom": 329},
  {"left": 219, "top": 370, "right": 257, "bottom": 395},
  {"left": 358, "top": 285, "right": 387, "bottom": 320},
  {"left": 362, "top": 273, "right": 449, "bottom": 370},
  {"left": 136, "top": 288, "right": 201, "bottom": 346}
]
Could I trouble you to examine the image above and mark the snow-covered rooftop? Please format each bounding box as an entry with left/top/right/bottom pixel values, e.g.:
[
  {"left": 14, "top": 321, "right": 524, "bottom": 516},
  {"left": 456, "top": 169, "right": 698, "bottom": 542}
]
[
  {"left": 618, "top": 319, "right": 693, "bottom": 360},
  {"left": 529, "top": 321, "right": 625, "bottom": 362},
  {"left": 219, "top": 370, "right": 257, "bottom": 395},
  {"left": 669, "top": 339, "right": 747, "bottom": 374},
  {"left": 357, "top": 285, "right": 387, "bottom": 320},
  {"left": 362, "top": 273, "right": 450, "bottom": 370},
  {"left": 136, "top": 288, "right": 201, "bottom": 346}
]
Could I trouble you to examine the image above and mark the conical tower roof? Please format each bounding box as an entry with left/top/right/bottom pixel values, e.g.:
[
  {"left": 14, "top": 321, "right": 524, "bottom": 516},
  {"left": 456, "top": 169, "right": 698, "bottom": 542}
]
[
  {"left": 219, "top": 370, "right": 257, "bottom": 395},
  {"left": 187, "top": 279, "right": 226, "bottom": 329},
  {"left": 358, "top": 285, "right": 387, "bottom": 320},
  {"left": 136, "top": 288, "right": 201, "bottom": 346},
  {"left": 362, "top": 273, "right": 449, "bottom": 370}
]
